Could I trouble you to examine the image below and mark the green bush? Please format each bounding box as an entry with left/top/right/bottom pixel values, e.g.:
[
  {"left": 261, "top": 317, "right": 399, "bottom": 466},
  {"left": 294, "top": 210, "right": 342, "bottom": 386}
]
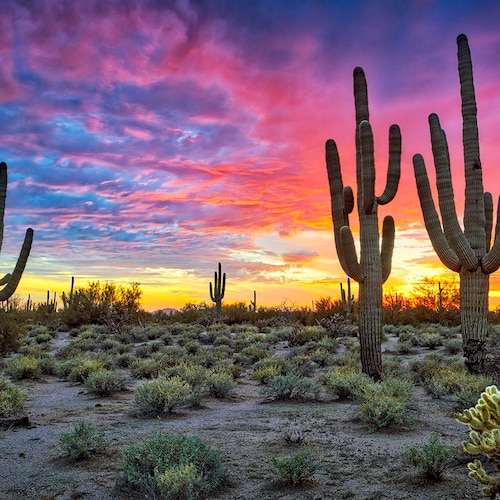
[
  {"left": 252, "top": 357, "right": 287, "bottom": 383},
  {"left": 0, "top": 376, "right": 26, "bottom": 417},
  {"left": 155, "top": 462, "right": 205, "bottom": 499},
  {"left": 403, "top": 432, "right": 456, "bottom": 480},
  {"left": 263, "top": 373, "right": 321, "bottom": 401},
  {"left": 359, "top": 378, "right": 414, "bottom": 431},
  {"left": 59, "top": 420, "right": 109, "bottom": 461},
  {"left": 132, "top": 376, "right": 193, "bottom": 417},
  {"left": 121, "top": 431, "right": 225, "bottom": 498},
  {"left": 320, "top": 369, "right": 370, "bottom": 400},
  {"left": 443, "top": 338, "right": 462, "bottom": 355},
  {"left": 270, "top": 450, "right": 320, "bottom": 485},
  {"left": 5, "top": 355, "right": 41, "bottom": 379},
  {"left": 207, "top": 370, "right": 236, "bottom": 398},
  {"left": 84, "top": 369, "right": 128, "bottom": 396},
  {"left": 68, "top": 359, "right": 105, "bottom": 383}
]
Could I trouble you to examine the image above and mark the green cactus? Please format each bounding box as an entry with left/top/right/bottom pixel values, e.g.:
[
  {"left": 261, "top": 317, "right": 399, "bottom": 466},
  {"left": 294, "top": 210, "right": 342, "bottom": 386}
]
[
  {"left": 62, "top": 276, "right": 76, "bottom": 310},
  {"left": 413, "top": 34, "right": 500, "bottom": 374},
  {"left": 326, "top": 67, "right": 401, "bottom": 380},
  {"left": 456, "top": 385, "right": 500, "bottom": 497},
  {"left": 0, "top": 162, "right": 33, "bottom": 302},
  {"left": 250, "top": 290, "right": 257, "bottom": 313},
  {"left": 340, "top": 278, "right": 354, "bottom": 323},
  {"left": 209, "top": 262, "right": 225, "bottom": 320},
  {"left": 46, "top": 290, "right": 57, "bottom": 313}
]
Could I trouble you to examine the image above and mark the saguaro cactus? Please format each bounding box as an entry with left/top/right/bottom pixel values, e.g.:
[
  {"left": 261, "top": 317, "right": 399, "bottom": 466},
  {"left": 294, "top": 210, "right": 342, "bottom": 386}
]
[
  {"left": 413, "top": 34, "right": 500, "bottom": 373},
  {"left": 0, "top": 162, "right": 33, "bottom": 302},
  {"left": 326, "top": 67, "right": 401, "bottom": 380},
  {"left": 209, "top": 262, "right": 225, "bottom": 320},
  {"left": 340, "top": 278, "right": 354, "bottom": 323}
]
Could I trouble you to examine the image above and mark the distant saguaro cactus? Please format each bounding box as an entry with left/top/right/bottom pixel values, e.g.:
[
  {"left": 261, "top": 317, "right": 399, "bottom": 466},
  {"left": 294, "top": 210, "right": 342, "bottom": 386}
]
[
  {"left": 326, "top": 67, "right": 401, "bottom": 380},
  {"left": 209, "top": 262, "right": 225, "bottom": 320},
  {"left": 250, "top": 290, "right": 257, "bottom": 313},
  {"left": 0, "top": 162, "right": 33, "bottom": 302},
  {"left": 413, "top": 34, "right": 500, "bottom": 374},
  {"left": 340, "top": 278, "right": 354, "bottom": 323}
]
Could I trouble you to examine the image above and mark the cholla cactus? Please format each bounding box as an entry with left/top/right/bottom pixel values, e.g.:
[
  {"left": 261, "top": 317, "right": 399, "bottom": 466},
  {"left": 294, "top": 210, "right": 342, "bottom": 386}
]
[
  {"left": 413, "top": 34, "right": 500, "bottom": 373},
  {"left": 0, "top": 162, "right": 33, "bottom": 302},
  {"left": 456, "top": 385, "right": 500, "bottom": 497},
  {"left": 326, "top": 67, "right": 401, "bottom": 380}
]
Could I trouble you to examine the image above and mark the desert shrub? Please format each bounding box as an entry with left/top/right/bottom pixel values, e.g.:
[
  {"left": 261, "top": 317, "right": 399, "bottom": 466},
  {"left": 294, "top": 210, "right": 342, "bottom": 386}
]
[
  {"left": 155, "top": 462, "right": 205, "bottom": 499},
  {"left": 84, "top": 369, "right": 128, "bottom": 396},
  {"left": 383, "top": 324, "right": 401, "bottom": 336},
  {"left": 237, "top": 345, "right": 270, "bottom": 365},
  {"left": 418, "top": 332, "right": 443, "bottom": 350},
  {"left": 359, "top": 378, "right": 415, "bottom": 431},
  {"left": 121, "top": 431, "right": 225, "bottom": 498},
  {"left": 252, "top": 357, "right": 287, "bottom": 383},
  {"left": 396, "top": 341, "right": 415, "bottom": 355},
  {"left": 263, "top": 373, "right": 321, "bottom": 401},
  {"left": 320, "top": 369, "right": 370, "bottom": 400},
  {"left": 270, "top": 449, "right": 320, "bottom": 485},
  {"left": 60, "top": 281, "right": 142, "bottom": 330},
  {"left": 403, "top": 432, "right": 456, "bottom": 480},
  {"left": 130, "top": 358, "right": 162, "bottom": 379},
  {"left": 381, "top": 355, "right": 407, "bottom": 379},
  {"left": 0, "top": 375, "right": 25, "bottom": 417},
  {"left": 68, "top": 359, "right": 106, "bottom": 384},
  {"left": 409, "top": 352, "right": 448, "bottom": 384},
  {"left": 443, "top": 338, "right": 462, "bottom": 355},
  {"left": 288, "top": 325, "right": 327, "bottom": 346},
  {"left": 59, "top": 420, "right": 109, "bottom": 461},
  {"left": 132, "top": 376, "right": 192, "bottom": 417},
  {"left": 206, "top": 370, "right": 236, "bottom": 398},
  {"left": 5, "top": 355, "right": 41, "bottom": 379},
  {"left": 0, "top": 310, "right": 26, "bottom": 354},
  {"left": 175, "top": 364, "right": 209, "bottom": 406}
]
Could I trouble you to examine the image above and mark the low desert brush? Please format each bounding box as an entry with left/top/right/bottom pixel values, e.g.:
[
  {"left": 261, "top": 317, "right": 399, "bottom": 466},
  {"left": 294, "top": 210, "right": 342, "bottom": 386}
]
[
  {"left": 84, "top": 369, "right": 128, "bottom": 396},
  {"left": 0, "top": 375, "right": 26, "bottom": 418},
  {"left": 121, "top": 431, "right": 225, "bottom": 498},
  {"left": 403, "top": 432, "right": 456, "bottom": 481},
  {"left": 270, "top": 449, "right": 320, "bottom": 485},
  {"left": 59, "top": 420, "right": 109, "bottom": 461},
  {"left": 132, "top": 376, "right": 193, "bottom": 417}
]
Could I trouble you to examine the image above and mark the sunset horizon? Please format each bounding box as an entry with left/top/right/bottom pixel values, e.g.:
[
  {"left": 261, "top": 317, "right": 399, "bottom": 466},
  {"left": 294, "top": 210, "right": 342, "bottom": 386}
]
[{"left": 1, "top": 0, "right": 500, "bottom": 313}]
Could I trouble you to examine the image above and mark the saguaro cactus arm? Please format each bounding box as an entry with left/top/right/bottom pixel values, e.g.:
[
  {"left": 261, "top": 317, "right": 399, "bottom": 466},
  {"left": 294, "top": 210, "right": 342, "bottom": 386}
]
[
  {"left": 0, "top": 162, "right": 33, "bottom": 302},
  {"left": 381, "top": 216, "right": 395, "bottom": 283},
  {"left": 429, "top": 113, "right": 478, "bottom": 271},
  {"left": 377, "top": 124, "right": 402, "bottom": 206},
  {"left": 413, "top": 153, "right": 462, "bottom": 272},
  {"left": 339, "top": 226, "right": 364, "bottom": 282}
]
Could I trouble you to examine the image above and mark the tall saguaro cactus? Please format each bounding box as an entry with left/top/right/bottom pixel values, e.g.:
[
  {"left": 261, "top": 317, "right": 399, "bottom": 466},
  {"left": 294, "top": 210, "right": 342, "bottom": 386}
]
[
  {"left": 326, "top": 67, "right": 401, "bottom": 380},
  {"left": 209, "top": 262, "right": 225, "bottom": 320},
  {"left": 0, "top": 162, "right": 33, "bottom": 302},
  {"left": 413, "top": 34, "right": 500, "bottom": 373}
]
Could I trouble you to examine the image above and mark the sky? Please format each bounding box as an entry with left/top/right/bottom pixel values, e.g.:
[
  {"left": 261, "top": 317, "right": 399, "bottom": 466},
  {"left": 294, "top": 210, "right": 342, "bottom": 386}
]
[{"left": 1, "top": 0, "right": 500, "bottom": 312}]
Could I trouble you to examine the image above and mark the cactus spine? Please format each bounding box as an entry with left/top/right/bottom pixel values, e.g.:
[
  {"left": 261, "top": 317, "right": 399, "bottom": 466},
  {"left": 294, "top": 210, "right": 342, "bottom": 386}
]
[
  {"left": 209, "top": 262, "right": 225, "bottom": 320},
  {"left": 340, "top": 278, "right": 354, "bottom": 323},
  {"left": 326, "top": 67, "right": 401, "bottom": 380},
  {"left": 0, "top": 162, "right": 33, "bottom": 301},
  {"left": 413, "top": 34, "right": 500, "bottom": 373}
]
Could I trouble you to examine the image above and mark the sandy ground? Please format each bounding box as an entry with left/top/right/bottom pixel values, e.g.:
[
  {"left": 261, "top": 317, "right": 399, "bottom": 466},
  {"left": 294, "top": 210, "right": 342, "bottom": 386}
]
[{"left": 0, "top": 334, "right": 488, "bottom": 500}]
